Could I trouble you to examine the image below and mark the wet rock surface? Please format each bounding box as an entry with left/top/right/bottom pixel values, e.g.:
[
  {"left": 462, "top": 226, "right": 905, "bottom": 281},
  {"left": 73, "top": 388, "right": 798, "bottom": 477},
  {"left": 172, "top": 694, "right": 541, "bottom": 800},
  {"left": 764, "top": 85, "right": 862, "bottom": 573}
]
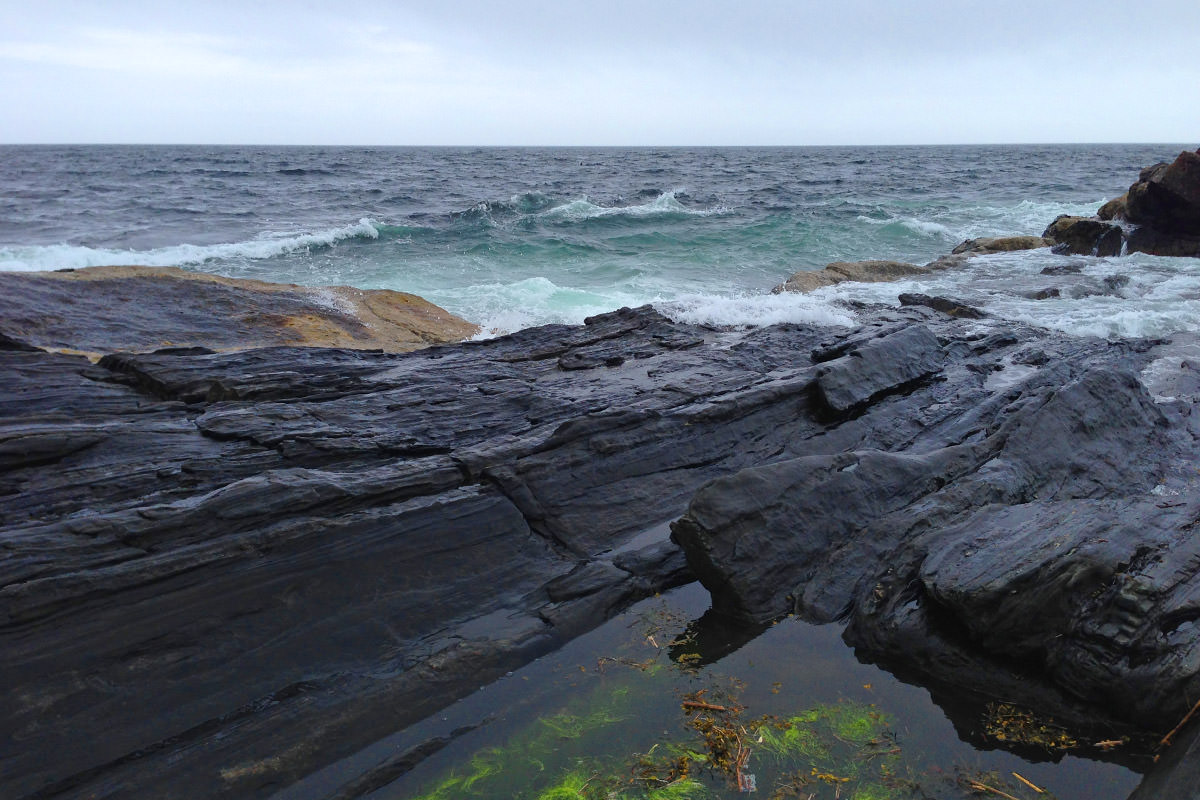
[
  {"left": 672, "top": 316, "right": 1200, "bottom": 798},
  {"left": 0, "top": 266, "right": 479, "bottom": 355},
  {"left": 0, "top": 304, "right": 832, "bottom": 798},
  {"left": 7, "top": 297, "right": 1200, "bottom": 798},
  {"left": 1090, "top": 148, "right": 1200, "bottom": 258}
]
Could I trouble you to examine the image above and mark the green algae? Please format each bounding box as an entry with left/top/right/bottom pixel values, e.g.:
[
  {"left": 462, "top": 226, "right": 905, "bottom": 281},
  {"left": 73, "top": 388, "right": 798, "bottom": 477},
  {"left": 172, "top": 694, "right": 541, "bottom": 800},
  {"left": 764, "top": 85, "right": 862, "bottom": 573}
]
[{"left": 408, "top": 600, "right": 947, "bottom": 800}]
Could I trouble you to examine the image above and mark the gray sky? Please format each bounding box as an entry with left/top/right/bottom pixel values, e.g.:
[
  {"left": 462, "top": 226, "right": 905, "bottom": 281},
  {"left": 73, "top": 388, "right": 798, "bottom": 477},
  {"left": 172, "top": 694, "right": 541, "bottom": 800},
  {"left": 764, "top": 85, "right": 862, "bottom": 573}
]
[{"left": 2, "top": 0, "right": 1197, "bottom": 145}]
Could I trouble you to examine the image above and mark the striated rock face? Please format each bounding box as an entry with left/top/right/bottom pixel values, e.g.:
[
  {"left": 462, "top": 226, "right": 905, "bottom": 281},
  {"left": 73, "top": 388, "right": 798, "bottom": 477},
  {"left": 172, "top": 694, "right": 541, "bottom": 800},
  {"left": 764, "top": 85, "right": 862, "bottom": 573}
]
[
  {"left": 7, "top": 287, "right": 1200, "bottom": 798},
  {"left": 0, "top": 266, "right": 479, "bottom": 356},
  {"left": 0, "top": 304, "right": 858, "bottom": 799},
  {"left": 671, "top": 316, "right": 1200, "bottom": 797}
]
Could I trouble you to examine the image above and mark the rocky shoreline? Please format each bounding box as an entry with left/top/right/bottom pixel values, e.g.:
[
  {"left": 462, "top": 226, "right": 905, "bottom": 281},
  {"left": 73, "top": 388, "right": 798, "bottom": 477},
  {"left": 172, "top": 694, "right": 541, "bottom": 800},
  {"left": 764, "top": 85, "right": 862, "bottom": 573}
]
[{"left": 3, "top": 152, "right": 1200, "bottom": 799}]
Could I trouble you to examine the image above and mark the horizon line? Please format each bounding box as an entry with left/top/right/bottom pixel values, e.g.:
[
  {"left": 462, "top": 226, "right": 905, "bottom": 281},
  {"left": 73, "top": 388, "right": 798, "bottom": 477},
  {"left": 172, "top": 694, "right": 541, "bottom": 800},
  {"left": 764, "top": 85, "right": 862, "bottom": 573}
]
[{"left": 0, "top": 141, "right": 1193, "bottom": 149}]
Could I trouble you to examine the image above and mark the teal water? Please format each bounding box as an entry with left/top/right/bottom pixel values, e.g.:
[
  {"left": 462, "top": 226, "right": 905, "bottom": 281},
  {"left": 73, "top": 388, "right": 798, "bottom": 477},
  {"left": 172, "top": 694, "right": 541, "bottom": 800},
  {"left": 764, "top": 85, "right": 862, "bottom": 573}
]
[{"left": 3, "top": 144, "right": 1197, "bottom": 336}]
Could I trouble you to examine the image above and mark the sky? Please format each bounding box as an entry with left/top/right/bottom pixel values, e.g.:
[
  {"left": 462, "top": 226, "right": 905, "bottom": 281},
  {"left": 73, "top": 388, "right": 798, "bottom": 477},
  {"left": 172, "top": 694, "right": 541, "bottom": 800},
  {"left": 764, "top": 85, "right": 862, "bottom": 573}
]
[{"left": 1, "top": 0, "right": 1198, "bottom": 146}]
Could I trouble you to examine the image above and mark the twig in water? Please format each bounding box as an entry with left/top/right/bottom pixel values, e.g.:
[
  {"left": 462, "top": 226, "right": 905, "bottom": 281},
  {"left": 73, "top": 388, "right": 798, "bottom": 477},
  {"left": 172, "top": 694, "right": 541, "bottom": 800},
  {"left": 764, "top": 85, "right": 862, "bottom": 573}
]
[
  {"left": 681, "top": 700, "right": 728, "bottom": 712},
  {"left": 968, "top": 781, "right": 1022, "bottom": 800},
  {"left": 1159, "top": 696, "right": 1200, "bottom": 749},
  {"left": 1011, "top": 771, "right": 1045, "bottom": 793}
]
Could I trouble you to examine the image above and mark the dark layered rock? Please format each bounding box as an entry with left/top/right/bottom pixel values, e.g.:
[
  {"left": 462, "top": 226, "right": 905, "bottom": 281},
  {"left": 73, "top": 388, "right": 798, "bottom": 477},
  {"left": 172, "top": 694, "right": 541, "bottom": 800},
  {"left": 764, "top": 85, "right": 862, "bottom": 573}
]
[
  {"left": 898, "top": 293, "right": 987, "bottom": 318},
  {"left": 0, "top": 304, "right": 859, "bottom": 799},
  {"left": 671, "top": 316, "right": 1200, "bottom": 798},
  {"left": 8, "top": 277, "right": 1200, "bottom": 798}
]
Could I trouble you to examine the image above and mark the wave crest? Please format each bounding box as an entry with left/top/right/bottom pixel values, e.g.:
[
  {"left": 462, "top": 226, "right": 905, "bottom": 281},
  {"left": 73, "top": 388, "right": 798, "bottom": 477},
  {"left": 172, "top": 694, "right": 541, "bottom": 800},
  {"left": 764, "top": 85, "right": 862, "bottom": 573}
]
[{"left": 0, "top": 218, "right": 384, "bottom": 272}]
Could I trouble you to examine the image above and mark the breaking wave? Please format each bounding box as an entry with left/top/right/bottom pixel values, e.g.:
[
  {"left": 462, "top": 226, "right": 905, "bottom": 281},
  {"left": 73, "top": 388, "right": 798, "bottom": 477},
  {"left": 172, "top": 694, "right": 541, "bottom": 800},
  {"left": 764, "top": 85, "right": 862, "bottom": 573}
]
[{"left": 0, "top": 219, "right": 386, "bottom": 271}]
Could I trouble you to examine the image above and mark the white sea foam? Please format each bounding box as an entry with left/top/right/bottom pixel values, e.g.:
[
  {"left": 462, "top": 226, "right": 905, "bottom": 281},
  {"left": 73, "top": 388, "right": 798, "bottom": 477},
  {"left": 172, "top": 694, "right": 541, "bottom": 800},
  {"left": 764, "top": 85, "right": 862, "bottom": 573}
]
[
  {"left": 807, "top": 250, "right": 1200, "bottom": 339},
  {"left": 0, "top": 218, "right": 382, "bottom": 272},
  {"left": 427, "top": 276, "right": 648, "bottom": 337},
  {"left": 856, "top": 199, "right": 1106, "bottom": 247},
  {"left": 538, "top": 191, "right": 722, "bottom": 222},
  {"left": 657, "top": 292, "right": 856, "bottom": 329}
]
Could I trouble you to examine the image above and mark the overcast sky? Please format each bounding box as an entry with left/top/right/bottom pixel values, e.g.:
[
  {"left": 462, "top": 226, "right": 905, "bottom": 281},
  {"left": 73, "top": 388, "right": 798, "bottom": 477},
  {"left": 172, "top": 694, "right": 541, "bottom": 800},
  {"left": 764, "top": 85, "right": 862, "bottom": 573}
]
[{"left": 1, "top": 0, "right": 1197, "bottom": 146}]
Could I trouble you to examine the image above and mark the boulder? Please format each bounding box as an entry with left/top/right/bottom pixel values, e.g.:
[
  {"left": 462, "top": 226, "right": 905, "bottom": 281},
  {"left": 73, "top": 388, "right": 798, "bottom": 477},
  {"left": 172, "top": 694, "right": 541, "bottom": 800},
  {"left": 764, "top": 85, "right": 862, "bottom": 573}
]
[
  {"left": 773, "top": 259, "right": 929, "bottom": 293},
  {"left": 898, "top": 293, "right": 986, "bottom": 318},
  {"left": 1098, "top": 193, "right": 1128, "bottom": 220},
  {"left": 1043, "top": 215, "right": 1124, "bottom": 256},
  {"left": 950, "top": 235, "right": 1052, "bottom": 255},
  {"left": 1124, "top": 149, "right": 1200, "bottom": 234},
  {"left": 670, "top": 319, "right": 1200, "bottom": 798}
]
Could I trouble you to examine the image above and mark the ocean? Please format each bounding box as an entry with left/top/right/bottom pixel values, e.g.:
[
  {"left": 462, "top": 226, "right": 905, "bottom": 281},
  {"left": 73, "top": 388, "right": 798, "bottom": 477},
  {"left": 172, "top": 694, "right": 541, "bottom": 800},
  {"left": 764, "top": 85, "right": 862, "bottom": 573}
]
[{"left": 2, "top": 143, "right": 1197, "bottom": 338}]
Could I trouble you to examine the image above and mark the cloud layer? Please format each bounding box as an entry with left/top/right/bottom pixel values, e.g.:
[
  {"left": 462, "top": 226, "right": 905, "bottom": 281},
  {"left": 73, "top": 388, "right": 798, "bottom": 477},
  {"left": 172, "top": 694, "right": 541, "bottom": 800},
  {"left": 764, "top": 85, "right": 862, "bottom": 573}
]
[{"left": 2, "top": 0, "right": 1197, "bottom": 145}]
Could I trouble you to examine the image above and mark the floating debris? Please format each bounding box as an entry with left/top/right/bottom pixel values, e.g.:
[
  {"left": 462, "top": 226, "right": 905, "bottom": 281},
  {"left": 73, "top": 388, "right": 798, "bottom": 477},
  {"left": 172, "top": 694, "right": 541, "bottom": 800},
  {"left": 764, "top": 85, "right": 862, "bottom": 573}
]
[{"left": 982, "top": 704, "right": 1078, "bottom": 753}]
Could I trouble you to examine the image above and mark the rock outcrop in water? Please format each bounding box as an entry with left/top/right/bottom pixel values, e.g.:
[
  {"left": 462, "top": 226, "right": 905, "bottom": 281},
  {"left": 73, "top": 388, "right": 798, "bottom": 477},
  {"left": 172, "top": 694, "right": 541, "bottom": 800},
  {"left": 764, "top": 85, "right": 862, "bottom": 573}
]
[
  {"left": 5, "top": 293, "right": 1200, "bottom": 798},
  {"left": 1047, "top": 148, "right": 1200, "bottom": 258},
  {"left": 0, "top": 265, "right": 479, "bottom": 355},
  {"left": 773, "top": 149, "right": 1200, "bottom": 291}
]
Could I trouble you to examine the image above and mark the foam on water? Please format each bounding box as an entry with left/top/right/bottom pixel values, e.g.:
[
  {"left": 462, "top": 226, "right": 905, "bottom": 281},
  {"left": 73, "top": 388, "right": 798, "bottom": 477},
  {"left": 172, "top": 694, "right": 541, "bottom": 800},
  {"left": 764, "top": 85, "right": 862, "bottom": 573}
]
[
  {"left": 536, "top": 191, "right": 722, "bottom": 222},
  {"left": 427, "top": 276, "right": 649, "bottom": 336},
  {"left": 810, "top": 250, "right": 1200, "bottom": 339},
  {"left": 658, "top": 292, "right": 857, "bottom": 329},
  {"left": 0, "top": 218, "right": 383, "bottom": 272}
]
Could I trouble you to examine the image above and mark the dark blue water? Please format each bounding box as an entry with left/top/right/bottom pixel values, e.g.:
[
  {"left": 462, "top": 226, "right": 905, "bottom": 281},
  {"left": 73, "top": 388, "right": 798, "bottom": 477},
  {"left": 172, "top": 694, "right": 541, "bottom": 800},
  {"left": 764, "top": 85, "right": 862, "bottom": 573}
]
[{"left": 3, "top": 144, "right": 1194, "bottom": 335}]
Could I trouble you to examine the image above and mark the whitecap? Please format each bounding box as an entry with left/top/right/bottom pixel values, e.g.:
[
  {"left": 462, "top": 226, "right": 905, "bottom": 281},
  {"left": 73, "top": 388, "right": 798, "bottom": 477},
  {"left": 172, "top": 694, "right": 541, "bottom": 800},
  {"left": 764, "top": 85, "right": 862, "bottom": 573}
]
[
  {"left": 537, "top": 191, "right": 722, "bottom": 222},
  {"left": 657, "top": 292, "right": 856, "bottom": 329},
  {"left": 0, "top": 218, "right": 383, "bottom": 272}
]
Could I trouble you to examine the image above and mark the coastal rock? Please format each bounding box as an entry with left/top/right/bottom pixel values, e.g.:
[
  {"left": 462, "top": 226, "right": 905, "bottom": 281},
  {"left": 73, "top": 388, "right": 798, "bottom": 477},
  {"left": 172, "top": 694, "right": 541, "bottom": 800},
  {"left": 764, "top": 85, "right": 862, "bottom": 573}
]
[
  {"left": 1101, "top": 149, "right": 1200, "bottom": 257},
  {"left": 1043, "top": 215, "right": 1124, "bottom": 257},
  {"left": 7, "top": 283, "right": 1200, "bottom": 798},
  {"left": 772, "top": 259, "right": 929, "bottom": 293},
  {"left": 813, "top": 323, "right": 945, "bottom": 412},
  {"left": 0, "top": 266, "right": 479, "bottom": 356},
  {"left": 897, "top": 293, "right": 986, "bottom": 318},
  {"left": 0, "top": 303, "right": 851, "bottom": 798},
  {"left": 1124, "top": 149, "right": 1200, "bottom": 234},
  {"left": 671, "top": 318, "right": 1200, "bottom": 798},
  {"left": 950, "top": 235, "right": 1052, "bottom": 255},
  {"left": 1098, "top": 193, "right": 1128, "bottom": 220},
  {"left": 1125, "top": 225, "right": 1200, "bottom": 258}
]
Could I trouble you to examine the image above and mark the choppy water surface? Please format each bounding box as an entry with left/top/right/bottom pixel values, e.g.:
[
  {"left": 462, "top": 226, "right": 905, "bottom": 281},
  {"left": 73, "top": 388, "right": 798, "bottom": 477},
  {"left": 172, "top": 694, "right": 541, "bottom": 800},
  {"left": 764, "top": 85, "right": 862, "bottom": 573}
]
[{"left": 2, "top": 144, "right": 1197, "bottom": 336}]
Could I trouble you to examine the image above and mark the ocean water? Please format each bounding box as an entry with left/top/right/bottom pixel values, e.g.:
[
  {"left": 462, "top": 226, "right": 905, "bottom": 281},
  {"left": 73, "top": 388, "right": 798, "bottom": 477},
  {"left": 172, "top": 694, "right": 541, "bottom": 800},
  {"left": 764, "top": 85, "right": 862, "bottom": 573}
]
[{"left": 2, "top": 143, "right": 1197, "bottom": 337}]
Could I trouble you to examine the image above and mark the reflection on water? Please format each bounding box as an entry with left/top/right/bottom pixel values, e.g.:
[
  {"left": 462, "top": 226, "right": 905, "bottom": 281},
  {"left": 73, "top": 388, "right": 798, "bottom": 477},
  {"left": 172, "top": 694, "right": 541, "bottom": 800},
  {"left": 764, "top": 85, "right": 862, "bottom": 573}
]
[{"left": 276, "top": 583, "right": 1142, "bottom": 800}]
